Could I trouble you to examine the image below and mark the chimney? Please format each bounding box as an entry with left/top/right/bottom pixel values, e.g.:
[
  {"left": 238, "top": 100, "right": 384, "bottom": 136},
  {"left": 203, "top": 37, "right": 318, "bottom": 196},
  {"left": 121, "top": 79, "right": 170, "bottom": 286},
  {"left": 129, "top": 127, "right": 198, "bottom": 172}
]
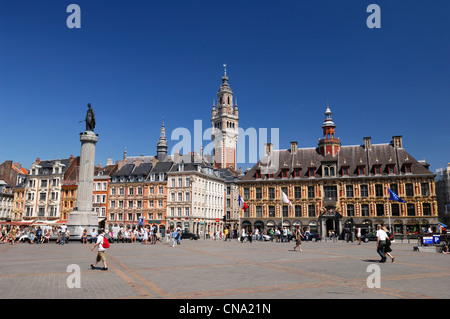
[
  {"left": 392, "top": 136, "right": 403, "bottom": 149},
  {"left": 364, "top": 137, "right": 371, "bottom": 150},
  {"left": 106, "top": 156, "right": 113, "bottom": 166},
  {"left": 290, "top": 141, "right": 298, "bottom": 154},
  {"left": 134, "top": 157, "right": 142, "bottom": 167},
  {"left": 36, "top": 158, "right": 40, "bottom": 164},
  {"left": 69, "top": 155, "right": 74, "bottom": 161},
  {"left": 265, "top": 143, "right": 273, "bottom": 155}
]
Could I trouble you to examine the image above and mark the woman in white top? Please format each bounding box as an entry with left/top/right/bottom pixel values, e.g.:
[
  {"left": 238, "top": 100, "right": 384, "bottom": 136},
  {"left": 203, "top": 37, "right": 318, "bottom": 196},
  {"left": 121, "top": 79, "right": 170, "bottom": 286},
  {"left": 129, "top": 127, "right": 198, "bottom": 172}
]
[{"left": 143, "top": 227, "right": 149, "bottom": 245}]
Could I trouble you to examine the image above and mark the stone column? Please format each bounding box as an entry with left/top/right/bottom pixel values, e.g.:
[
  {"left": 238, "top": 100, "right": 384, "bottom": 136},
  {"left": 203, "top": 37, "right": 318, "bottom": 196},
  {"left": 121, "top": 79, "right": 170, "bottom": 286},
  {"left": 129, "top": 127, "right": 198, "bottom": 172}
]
[{"left": 67, "top": 131, "right": 99, "bottom": 239}]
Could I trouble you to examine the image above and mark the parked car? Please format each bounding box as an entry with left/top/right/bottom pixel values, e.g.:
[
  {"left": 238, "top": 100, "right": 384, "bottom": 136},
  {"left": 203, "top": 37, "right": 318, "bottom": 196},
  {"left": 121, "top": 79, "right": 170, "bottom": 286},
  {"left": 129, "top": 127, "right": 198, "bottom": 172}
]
[
  {"left": 306, "top": 232, "right": 321, "bottom": 242},
  {"left": 181, "top": 230, "right": 199, "bottom": 240},
  {"left": 361, "top": 232, "right": 378, "bottom": 242}
]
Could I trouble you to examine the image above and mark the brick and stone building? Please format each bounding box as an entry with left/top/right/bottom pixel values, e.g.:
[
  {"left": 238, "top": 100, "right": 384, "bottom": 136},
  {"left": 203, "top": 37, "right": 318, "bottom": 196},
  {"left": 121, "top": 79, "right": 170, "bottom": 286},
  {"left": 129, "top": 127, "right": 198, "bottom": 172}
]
[{"left": 238, "top": 106, "right": 438, "bottom": 237}]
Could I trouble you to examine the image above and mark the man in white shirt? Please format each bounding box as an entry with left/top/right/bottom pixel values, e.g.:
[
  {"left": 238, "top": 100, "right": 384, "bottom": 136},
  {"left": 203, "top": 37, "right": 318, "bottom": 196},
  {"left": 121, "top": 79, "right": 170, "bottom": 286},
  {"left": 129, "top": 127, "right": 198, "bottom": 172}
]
[
  {"left": 91, "top": 228, "right": 108, "bottom": 270},
  {"left": 376, "top": 224, "right": 388, "bottom": 263},
  {"left": 60, "top": 224, "right": 67, "bottom": 245}
]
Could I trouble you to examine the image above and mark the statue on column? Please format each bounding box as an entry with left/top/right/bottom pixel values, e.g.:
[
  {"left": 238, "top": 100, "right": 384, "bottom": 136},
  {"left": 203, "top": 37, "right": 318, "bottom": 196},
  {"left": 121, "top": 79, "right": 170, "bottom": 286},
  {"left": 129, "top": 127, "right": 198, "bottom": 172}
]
[{"left": 85, "top": 103, "right": 96, "bottom": 132}]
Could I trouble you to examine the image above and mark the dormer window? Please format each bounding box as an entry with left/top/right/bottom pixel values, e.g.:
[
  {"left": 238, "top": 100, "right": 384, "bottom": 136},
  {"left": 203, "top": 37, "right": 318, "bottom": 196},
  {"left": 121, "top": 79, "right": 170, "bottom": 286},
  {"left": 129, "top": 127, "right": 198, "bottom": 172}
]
[
  {"left": 404, "top": 163, "right": 412, "bottom": 174},
  {"left": 255, "top": 170, "right": 262, "bottom": 179},
  {"left": 374, "top": 165, "right": 382, "bottom": 175},
  {"left": 179, "top": 163, "right": 184, "bottom": 172},
  {"left": 159, "top": 173, "right": 164, "bottom": 181},
  {"left": 358, "top": 166, "right": 365, "bottom": 176},
  {"left": 281, "top": 169, "right": 289, "bottom": 178},
  {"left": 323, "top": 164, "right": 336, "bottom": 177},
  {"left": 308, "top": 168, "right": 315, "bottom": 177},
  {"left": 342, "top": 166, "right": 349, "bottom": 176},
  {"left": 387, "top": 164, "right": 395, "bottom": 174},
  {"left": 294, "top": 168, "right": 301, "bottom": 177},
  {"left": 150, "top": 174, "right": 156, "bottom": 181}
]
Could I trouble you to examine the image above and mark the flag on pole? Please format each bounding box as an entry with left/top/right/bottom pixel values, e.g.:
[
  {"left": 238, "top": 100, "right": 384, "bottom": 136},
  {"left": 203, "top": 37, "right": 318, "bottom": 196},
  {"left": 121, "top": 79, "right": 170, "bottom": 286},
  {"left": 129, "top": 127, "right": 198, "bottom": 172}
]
[
  {"left": 388, "top": 189, "right": 406, "bottom": 203},
  {"left": 238, "top": 195, "right": 248, "bottom": 212},
  {"left": 282, "top": 191, "right": 294, "bottom": 209}
]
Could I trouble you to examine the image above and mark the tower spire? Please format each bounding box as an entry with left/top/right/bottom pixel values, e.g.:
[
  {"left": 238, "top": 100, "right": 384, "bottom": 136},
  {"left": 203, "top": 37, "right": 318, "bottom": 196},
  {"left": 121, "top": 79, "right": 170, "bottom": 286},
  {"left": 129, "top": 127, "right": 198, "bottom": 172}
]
[{"left": 157, "top": 119, "right": 168, "bottom": 161}]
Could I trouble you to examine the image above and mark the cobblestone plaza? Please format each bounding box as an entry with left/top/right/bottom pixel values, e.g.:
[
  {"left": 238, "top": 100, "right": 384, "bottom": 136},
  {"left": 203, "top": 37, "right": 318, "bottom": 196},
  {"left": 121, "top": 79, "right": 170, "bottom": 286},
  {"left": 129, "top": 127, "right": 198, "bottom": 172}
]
[{"left": 0, "top": 239, "right": 448, "bottom": 300}]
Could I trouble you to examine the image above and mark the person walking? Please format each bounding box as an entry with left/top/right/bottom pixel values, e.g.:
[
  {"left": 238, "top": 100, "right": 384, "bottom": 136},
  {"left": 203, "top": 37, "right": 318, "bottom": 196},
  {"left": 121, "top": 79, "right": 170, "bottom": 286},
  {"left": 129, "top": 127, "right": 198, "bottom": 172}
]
[
  {"left": 90, "top": 228, "right": 108, "bottom": 271},
  {"left": 382, "top": 226, "right": 395, "bottom": 262},
  {"left": 376, "top": 224, "right": 388, "bottom": 263},
  {"left": 357, "top": 227, "right": 361, "bottom": 245},
  {"left": 60, "top": 223, "right": 67, "bottom": 245},
  {"left": 293, "top": 226, "right": 304, "bottom": 252},
  {"left": 171, "top": 228, "right": 178, "bottom": 247}
]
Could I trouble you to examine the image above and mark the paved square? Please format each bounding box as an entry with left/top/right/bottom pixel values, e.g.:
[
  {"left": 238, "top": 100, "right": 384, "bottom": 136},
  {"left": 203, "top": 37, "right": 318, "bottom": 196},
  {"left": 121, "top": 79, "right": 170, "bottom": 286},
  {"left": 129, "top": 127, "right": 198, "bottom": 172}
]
[{"left": 0, "top": 238, "right": 449, "bottom": 299}]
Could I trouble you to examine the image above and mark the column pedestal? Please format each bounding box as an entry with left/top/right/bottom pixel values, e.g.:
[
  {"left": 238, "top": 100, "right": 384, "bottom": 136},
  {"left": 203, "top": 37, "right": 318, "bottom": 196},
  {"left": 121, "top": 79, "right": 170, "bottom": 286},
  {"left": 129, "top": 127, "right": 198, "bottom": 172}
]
[{"left": 67, "top": 131, "right": 99, "bottom": 239}]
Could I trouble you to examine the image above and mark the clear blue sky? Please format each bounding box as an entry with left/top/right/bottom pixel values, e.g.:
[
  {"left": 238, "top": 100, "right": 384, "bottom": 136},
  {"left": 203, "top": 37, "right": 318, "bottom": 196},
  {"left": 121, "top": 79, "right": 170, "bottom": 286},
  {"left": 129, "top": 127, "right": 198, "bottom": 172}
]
[{"left": 1, "top": 0, "right": 449, "bottom": 172}]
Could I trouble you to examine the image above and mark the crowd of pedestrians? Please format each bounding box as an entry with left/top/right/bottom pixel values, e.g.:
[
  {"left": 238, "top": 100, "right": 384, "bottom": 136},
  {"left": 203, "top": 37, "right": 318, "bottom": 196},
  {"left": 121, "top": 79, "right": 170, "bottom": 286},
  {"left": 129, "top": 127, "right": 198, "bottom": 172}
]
[{"left": 0, "top": 224, "right": 68, "bottom": 245}]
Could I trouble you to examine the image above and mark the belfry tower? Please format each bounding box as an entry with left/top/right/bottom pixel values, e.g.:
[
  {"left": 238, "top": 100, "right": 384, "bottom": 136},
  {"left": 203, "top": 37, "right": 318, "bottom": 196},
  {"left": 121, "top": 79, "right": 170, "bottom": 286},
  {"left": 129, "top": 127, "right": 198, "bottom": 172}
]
[
  {"left": 211, "top": 65, "right": 239, "bottom": 169},
  {"left": 318, "top": 104, "right": 341, "bottom": 156}
]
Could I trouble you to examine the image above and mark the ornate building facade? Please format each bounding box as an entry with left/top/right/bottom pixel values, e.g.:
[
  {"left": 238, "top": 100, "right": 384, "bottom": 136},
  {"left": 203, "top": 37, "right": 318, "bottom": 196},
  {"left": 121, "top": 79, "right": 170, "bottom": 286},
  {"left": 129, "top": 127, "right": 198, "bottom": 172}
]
[{"left": 238, "top": 106, "right": 438, "bottom": 237}]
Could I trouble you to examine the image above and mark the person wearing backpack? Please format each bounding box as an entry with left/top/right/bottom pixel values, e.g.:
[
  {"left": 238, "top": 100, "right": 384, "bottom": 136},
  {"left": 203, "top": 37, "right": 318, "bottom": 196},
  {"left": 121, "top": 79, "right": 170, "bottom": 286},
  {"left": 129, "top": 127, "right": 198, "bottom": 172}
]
[{"left": 90, "top": 228, "right": 108, "bottom": 271}]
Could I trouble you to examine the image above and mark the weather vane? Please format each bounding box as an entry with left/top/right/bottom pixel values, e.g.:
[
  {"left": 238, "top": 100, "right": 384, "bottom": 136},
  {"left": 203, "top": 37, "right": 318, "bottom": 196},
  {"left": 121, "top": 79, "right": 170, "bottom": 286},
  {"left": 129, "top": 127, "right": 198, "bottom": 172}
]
[{"left": 223, "top": 63, "right": 227, "bottom": 76}]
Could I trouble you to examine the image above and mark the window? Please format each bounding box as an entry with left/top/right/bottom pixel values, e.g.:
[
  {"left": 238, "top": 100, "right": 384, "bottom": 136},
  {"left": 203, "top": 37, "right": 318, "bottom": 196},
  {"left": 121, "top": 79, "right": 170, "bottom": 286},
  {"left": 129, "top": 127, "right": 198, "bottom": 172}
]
[
  {"left": 407, "top": 203, "right": 415, "bottom": 216},
  {"left": 404, "top": 164, "right": 412, "bottom": 174},
  {"left": 405, "top": 183, "right": 414, "bottom": 196},
  {"left": 323, "top": 165, "right": 335, "bottom": 177},
  {"left": 308, "top": 205, "right": 316, "bottom": 217},
  {"left": 159, "top": 187, "right": 164, "bottom": 194},
  {"left": 308, "top": 186, "right": 315, "bottom": 199},
  {"left": 360, "top": 185, "right": 368, "bottom": 198},
  {"left": 39, "top": 193, "right": 46, "bottom": 201},
  {"left": 186, "top": 178, "right": 190, "bottom": 187},
  {"left": 111, "top": 188, "right": 116, "bottom": 195},
  {"left": 374, "top": 165, "right": 381, "bottom": 175},
  {"left": 281, "top": 169, "right": 289, "bottom": 178},
  {"left": 391, "top": 203, "right": 400, "bottom": 216},
  {"left": 178, "top": 178, "right": 183, "bottom": 187},
  {"left": 129, "top": 187, "right": 134, "bottom": 195},
  {"left": 294, "top": 187, "right": 301, "bottom": 199},
  {"left": 281, "top": 187, "right": 288, "bottom": 196},
  {"left": 376, "top": 204, "right": 384, "bottom": 216},
  {"left": 282, "top": 206, "right": 289, "bottom": 218},
  {"left": 41, "top": 180, "right": 48, "bottom": 187},
  {"left": 269, "top": 206, "right": 275, "bottom": 218},
  {"left": 324, "top": 186, "right": 337, "bottom": 201},
  {"left": 137, "top": 187, "right": 143, "bottom": 195},
  {"left": 347, "top": 204, "right": 355, "bottom": 217},
  {"left": 268, "top": 187, "right": 275, "bottom": 199},
  {"left": 390, "top": 184, "right": 398, "bottom": 195},
  {"left": 294, "top": 168, "right": 301, "bottom": 177},
  {"left": 346, "top": 185, "right": 354, "bottom": 198},
  {"left": 38, "top": 206, "right": 45, "bottom": 217},
  {"left": 358, "top": 166, "right": 365, "bottom": 175},
  {"left": 255, "top": 188, "right": 262, "bottom": 199},
  {"left": 375, "top": 184, "right": 383, "bottom": 197},
  {"left": 308, "top": 168, "right": 315, "bottom": 177},
  {"left": 186, "top": 192, "right": 190, "bottom": 202},
  {"left": 256, "top": 206, "right": 262, "bottom": 218},
  {"left": 295, "top": 205, "right": 302, "bottom": 217},
  {"left": 244, "top": 188, "right": 250, "bottom": 200},
  {"left": 361, "top": 204, "right": 369, "bottom": 217},
  {"left": 422, "top": 203, "right": 431, "bottom": 216},
  {"left": 421, "top": 183, "right": 430, "bottom": 196},
  {"left": 185, "top": 207, "right": 190, "bottom": 216},
  {"left": 255, "top": 170, "right": 261, "bottom": 179},
  {"left": 388, "top": 165, "right": 395, "bottom": 174},
  {"left": 342, "top": 167, "right": 349, "bottom": 176}
]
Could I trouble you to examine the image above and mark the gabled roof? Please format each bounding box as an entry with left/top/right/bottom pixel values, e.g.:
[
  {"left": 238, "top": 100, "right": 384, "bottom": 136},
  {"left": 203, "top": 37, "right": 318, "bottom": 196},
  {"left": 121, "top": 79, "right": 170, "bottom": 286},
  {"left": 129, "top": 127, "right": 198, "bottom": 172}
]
[{"left": 240, "top": 142, "right": 434, "bottom": 181}]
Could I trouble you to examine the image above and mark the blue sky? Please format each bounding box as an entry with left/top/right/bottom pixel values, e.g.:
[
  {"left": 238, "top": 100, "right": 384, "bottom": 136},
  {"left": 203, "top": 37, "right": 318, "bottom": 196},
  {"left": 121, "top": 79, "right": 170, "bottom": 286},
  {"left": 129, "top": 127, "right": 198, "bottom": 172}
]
[{"left": 0, "top": 0, "right": 449, "bottom": 172}]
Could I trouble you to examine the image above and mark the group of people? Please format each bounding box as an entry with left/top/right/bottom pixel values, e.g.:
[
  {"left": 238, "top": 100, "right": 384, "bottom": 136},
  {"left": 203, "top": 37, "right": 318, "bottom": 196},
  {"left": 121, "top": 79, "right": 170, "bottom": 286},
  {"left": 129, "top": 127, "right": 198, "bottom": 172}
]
[
  {"left": 0, "top": 225, "right": 69, "bottom": 245},
  {"left": 81, "top": 225, "right": 161, "bottom": 245}
]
